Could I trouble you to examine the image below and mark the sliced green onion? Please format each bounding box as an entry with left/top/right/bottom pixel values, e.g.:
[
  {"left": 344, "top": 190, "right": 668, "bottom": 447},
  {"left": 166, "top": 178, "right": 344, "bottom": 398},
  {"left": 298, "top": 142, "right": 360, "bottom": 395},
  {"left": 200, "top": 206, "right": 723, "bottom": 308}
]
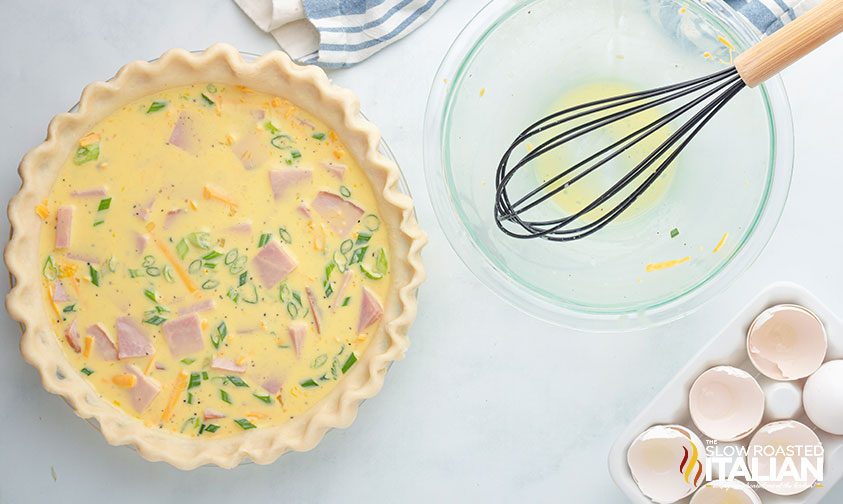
[
  {"left": 341, "top": 296, "right": 351, "bottom": 307},
  {"left": 242, "top": 284, "right": 259, "bottom": 304},
  {"left": 206, "top": 83, "right": 218, "bottom": 93},
  {"left": 42, "top": 256, "right": 58, "bottom": 281},
  {"left": 234, "top": 418, "right": 257, "bottom": 430},
  {"left": 226, "top": 287, "right": 239, "bottom": 303},
  {"left": 202, "top": 279, "right": 219, "bottom": 290},
  {"left": 187, "top": 232, "right": 212, "bottom": 250},
  {"left": 270, "top": 134, "right": 293, "bottom": 150},
  {"left": 252, "top": 393, "right": 272, "bottom": 404},
  {"left": 163, "top": 265, "right": 175, "bottom": 283},
  {"left": 97, "top": 197, "right": 112, "bottom": 211},
  {"left": 258, "top": 233, "right": 272, "bottom": 247},
  {"left": 211, "top": 321, "right": 227, "bottom": 349},
  {"left": 341, "top": 353, "right": 358, "bottom": 373},
  {"left": 220, "top": 389, "right": 231, "bottom": 404},
  {"left": 238, "top": 271, "right": 248, "bottom": 287},
  {"left": 355, "top": 232, "right": 372, "bottom": 246},
  {"left": 349, "top": 246, "right": 368, "bottom": 265},
  {"left": 227, "top": 376, "right": 249, "bottom": 387},
  {"left": 107, "top": 256, "right": 118, "bottom": 273},
  {"left": 73, "top": 143, "right": 100, "bottom": 165},
  {"left": 339, "top": 186, "right": 351, "bottom": 198},
  {"left": 312, "top": 132, "right": 326, "bottom": 140},
  {"left": 128, "top": 268, "right": 145, "bottom": 278},
  {"left": 143, "top": 288, "right": 158, "bottom": 303},
  {"left": 278, "top": 227, "right": 292, "bottom": 244},
  {"left": 80, "top": 367, "right": 94, "bottom": 376},
  {"left": 300, "top": 378, "right": 319, "bottom": 388},
  {"left": 188, "top": 260, "right": 202, "bottom": 274},
  {"left": 180, "top": 358, "right": 195, "bottom": 365},
  {"left": 670, "top": 228, "right": 680, "bottom": 239},
  {"left": 143, "top": 315, "right": 167, "bottom": 326},
  {"left": 147, "top": 100, "right": 167, "bottom": 113},
  {"left": 340, "top": 239, "right": 354, "bottom": 254},
  {"left": 89, "top": 265, "right": 100, "bottom": 286},
  {"left": 145, "top": 266, "right": 161, "bottom": 277},
  {"left": 63, "top": 304, "right": 77, "bottom": 313},
  {"left": 290, "top": 150, "right": 302, "bottom": 159},
  {"left": 311, "top": 354, "right": 328, "bottom": 369},
  {"left": 264, "top": 121, "right": 279, "bottom": 134},
  {"left": 363, "top": 214, "right": 380, "bottom": 231},
  {"left": 224, "top": 249, "right": 239, "bottom": 265},
  {"left": 176, "top": 239, "right": 189, "bottom": 259},
  {"left": 188, "top": 372, "right": 202, "bottom": 389},
  {"left": 202, "top": 250, "right": 222, "bottom": 261},
  {"left": 200, "top": 93, "right": 215, "bottom": 106},
  {"left": 203, "top": 424, "right": 220, "bottom": 433}
]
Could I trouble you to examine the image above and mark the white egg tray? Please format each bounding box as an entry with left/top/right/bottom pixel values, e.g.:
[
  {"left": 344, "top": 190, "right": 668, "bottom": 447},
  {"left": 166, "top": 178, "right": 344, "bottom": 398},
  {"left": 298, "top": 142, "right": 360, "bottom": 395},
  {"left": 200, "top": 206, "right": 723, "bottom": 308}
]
[{"left": 609, "top": 282, "right": 843, "bottom": 503}]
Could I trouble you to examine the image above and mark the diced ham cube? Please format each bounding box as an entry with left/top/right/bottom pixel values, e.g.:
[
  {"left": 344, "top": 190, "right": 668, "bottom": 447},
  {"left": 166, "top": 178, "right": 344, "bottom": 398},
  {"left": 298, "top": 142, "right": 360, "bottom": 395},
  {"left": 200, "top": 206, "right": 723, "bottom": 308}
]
[
  {"left": 163, "top": 208, "right": 185, "bottom": 229},
  {"left": 64, "top": 319, "right": 81, "bottom": 353},
  {"left": 116, "top": 316, "right": 155, "bottom": 359},
  {"left": 322, "top": 162, "right": 346, "bottom": 180},
  {"left": 312, "top": 191, "right": 364, "bottom": 237},
  {"left": 297, "top": 203, "right": 312, "bottom": 219},
  {"left": 288, "top": 322, "right": 306, "bottom": 359},
  {"left": 134, "top": 197, "right": 155, "bottom": 221},
  {"left": 269, "top": 169, "right": 312, "bottom": 201},
  {"left": 330, "top": 271, "right": 354, "bottom": 312},
  {"left": 134, "top": 233, "right": 149, "bottom": 255},
  {"left": 305, "top": 287, "right": 321, "bottom": 335},
  {"left": 161, "top": 313, "right": 204, "bottom": 357},
  {"left": 211, "top": 357, "right": 246, "bottom": 374},
  {"left": 87, "top": 323, "right": 117, "bottom": 361},
  {"left": 64, "top": 251, "right": 100, "bottom": 264},
  {"left": 125, "top": 364, "right": 161, "bottom": 413},
  {"left": 169, "top": 111, "right": 198, "bottom": 153},
  {"left": 252, "top": 241, "right": 297, "bottom": 288},
  {"left": 358, "top": 287, "right": 384, "bottom": 333},
  {"left": 55, "top": 206, "right": 74, "bottom": 249},
  {"left": 178, "top": 299, "right": 215, "bottom": 316},
  {"left": 204, "top": 408, "right": 226, "bottom": 420},
  {"left": 262, "top": 377, "right": 282, "bottom": 396},
  {"left": 228, "top": 221, "right": 253, "bottom": 234},
  {"left": 52, "top": 281, "right": 71, "bottom": 303},
  {"left": 232, "top": 132, "right": 269, "bottom": 170},
  {"left": 71, "top": 186, "right": 108, "bottom": 198}
]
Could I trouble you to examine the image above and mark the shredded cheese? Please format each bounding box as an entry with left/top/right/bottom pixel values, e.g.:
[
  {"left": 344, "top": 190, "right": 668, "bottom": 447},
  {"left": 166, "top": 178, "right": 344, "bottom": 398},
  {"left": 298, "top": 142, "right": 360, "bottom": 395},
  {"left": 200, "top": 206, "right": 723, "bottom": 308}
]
[
  {"left": 161, "top": 370, "right": 189, "bottom": 422},
  {"left": 646, "top": 256, "right": 691, "bottom": 272},
  {"left": 112, "top": 374, "right": 137, "bottom": 388},
  {"left": 713, "top": 232, "right": 729, "bottom": 253}
]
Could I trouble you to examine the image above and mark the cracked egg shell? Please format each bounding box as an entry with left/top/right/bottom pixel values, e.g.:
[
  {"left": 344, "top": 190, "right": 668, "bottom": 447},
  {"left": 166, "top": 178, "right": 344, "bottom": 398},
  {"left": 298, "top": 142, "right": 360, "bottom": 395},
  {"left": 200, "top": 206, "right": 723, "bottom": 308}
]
[
  {"left": 689, "top": 366, "right": 764, "bottom": 442},
  {"left": 747, "top": 304, "right": 826, "bottom": 381},
  {"left": 690, "top": 479, "right": 761, "bottom": 504},
  {"left": 746, "top": 420, "right": 823, "bottom": 496},
  {"left": 627, "top": 425, "right": 707, "bottom": 503}
]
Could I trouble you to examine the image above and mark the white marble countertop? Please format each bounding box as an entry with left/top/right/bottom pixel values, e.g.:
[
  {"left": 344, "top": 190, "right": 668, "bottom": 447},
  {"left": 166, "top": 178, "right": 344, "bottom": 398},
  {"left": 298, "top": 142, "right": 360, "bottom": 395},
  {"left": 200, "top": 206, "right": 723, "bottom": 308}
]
[{"left": 1, "top": 1, "right": 842, "bottom": 502}]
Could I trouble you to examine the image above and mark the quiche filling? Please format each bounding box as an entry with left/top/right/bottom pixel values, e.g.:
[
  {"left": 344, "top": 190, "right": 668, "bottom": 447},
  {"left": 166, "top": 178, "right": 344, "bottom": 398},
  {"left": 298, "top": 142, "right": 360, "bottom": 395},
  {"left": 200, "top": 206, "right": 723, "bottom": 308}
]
[{"left": 37, "top": 84, "right": 390, "bottom": 436}]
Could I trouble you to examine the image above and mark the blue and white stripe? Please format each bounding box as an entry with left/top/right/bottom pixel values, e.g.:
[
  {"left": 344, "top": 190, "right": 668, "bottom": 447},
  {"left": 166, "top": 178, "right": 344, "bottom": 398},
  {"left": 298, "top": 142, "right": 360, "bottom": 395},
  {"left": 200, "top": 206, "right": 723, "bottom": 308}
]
[
  {"left": 724, "top": 0, "right": 819, "bottom": 35},
  {"left": 300, "top": 0, "right": 446, "bottom": 67}
]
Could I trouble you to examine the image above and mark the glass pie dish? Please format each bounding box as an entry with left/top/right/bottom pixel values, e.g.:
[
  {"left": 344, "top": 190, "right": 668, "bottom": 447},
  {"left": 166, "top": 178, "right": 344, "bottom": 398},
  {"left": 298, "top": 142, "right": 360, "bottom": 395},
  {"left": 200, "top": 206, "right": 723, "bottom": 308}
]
[{"left": 424, "top": 0, "right": 794, "bottom": 331}]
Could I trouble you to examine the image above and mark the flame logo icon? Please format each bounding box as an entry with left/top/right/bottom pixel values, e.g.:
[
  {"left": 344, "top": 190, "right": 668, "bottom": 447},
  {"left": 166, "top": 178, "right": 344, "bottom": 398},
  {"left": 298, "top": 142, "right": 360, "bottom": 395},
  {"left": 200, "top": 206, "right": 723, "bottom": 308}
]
[{"left": 670, "top": 427, "right": 703, "bottom": 487}]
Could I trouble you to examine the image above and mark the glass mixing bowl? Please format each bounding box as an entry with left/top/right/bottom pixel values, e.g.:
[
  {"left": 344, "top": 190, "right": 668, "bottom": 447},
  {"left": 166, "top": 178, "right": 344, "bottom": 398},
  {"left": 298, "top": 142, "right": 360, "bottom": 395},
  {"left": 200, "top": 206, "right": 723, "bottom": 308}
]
[{"left": 424, "top": 0, "right": 793, "bottom": 331}]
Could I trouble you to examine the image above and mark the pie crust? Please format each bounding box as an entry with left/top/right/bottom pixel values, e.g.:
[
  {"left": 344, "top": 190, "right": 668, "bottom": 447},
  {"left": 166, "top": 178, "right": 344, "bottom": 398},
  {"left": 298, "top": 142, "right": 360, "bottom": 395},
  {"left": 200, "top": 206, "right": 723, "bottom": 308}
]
[{"left": 5, "top": 44, "right": 426, "bottom": 469}]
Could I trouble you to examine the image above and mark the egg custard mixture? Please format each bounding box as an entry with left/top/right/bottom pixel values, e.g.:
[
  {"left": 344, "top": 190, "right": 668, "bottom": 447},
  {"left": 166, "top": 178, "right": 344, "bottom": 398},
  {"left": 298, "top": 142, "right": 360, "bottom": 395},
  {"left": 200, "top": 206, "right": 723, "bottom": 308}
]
[{"left": 37, "top": 84, "right": 390, "bottom": 437}]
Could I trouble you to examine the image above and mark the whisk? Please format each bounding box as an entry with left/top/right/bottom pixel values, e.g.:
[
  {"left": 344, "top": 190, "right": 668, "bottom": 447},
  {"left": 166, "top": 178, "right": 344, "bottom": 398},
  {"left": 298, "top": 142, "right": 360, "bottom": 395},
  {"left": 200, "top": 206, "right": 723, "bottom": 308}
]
[{"left": 494, "top": 0, "right": 843, "bottom": 242}]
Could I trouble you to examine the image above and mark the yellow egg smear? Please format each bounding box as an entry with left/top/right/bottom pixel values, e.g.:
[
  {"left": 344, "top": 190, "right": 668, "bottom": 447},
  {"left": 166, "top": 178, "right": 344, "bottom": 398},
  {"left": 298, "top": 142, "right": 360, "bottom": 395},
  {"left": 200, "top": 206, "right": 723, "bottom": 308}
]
[
  {"left": 534, "top": 81, "right": 675, "bottom": 223},
  {"left": 37, "top": 84, "right": 391, "bottom": 437}
]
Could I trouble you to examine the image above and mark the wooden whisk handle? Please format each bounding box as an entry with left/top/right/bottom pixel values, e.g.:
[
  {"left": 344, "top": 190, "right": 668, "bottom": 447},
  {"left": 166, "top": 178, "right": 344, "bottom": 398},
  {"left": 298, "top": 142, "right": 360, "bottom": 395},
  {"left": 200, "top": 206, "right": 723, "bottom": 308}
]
[{"left": 735, "top": 0, "right": 843, "bottom": 87}]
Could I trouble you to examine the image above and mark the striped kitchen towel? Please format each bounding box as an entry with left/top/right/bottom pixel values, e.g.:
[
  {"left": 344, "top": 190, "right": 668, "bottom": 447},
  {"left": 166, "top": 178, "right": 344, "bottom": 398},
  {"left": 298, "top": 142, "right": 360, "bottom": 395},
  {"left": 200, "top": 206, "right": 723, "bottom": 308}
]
[
  {"left": 235, "top": 0, "right": 447, "bottom": 68},
  {"left": 724, "top": 0, "right": 820, "bottom": 34}
]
